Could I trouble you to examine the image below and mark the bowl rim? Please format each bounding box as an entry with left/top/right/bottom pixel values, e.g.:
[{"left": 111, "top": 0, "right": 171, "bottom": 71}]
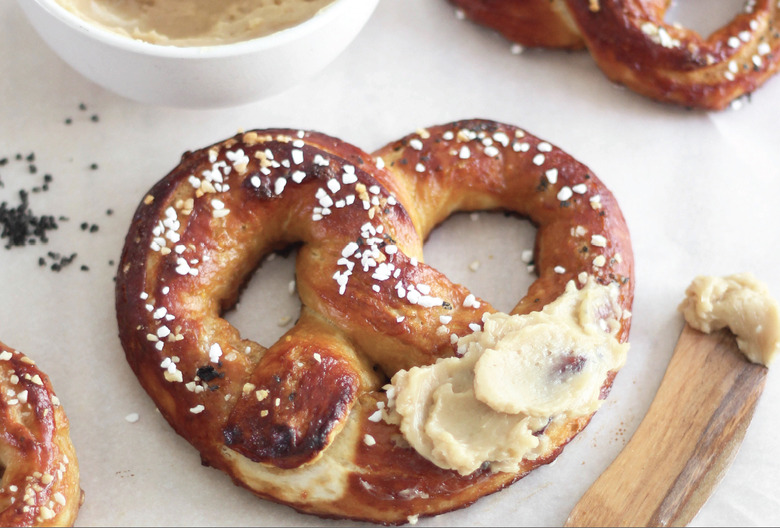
[{"left": 28, "top": 0, "right": 373, "bottom": 58}]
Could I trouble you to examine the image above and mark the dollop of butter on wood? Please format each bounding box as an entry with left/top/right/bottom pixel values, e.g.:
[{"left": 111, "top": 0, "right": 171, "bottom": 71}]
[
  {"left": 679, "top": 273, "right": 780, "bottom": 366},
  {"left": 383, "top": 278, "right": 628, "bottom": 476}
]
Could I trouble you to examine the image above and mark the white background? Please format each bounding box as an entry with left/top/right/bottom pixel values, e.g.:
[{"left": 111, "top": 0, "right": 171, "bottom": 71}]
[{"left": 1, "top": 0, "right": 779, "bottom": 526}]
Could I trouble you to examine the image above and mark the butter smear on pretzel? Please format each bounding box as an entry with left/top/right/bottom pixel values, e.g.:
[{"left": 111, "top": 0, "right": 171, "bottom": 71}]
[
  {"left": 679, "top": 273, "right": 780, "bottom": 366},
  {"left": 385, "top": 277, "right": 627, "bottom": 475}
]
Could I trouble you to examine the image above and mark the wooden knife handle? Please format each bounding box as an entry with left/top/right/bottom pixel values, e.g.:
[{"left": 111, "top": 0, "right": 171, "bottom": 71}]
[{"left": 565, "top": 325, "right": 767, "bottom": 527}]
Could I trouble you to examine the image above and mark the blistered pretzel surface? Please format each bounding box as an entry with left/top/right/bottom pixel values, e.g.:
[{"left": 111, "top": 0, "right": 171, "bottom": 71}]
[
  {"left": 115, "top": 119, "right": 634, "bottom": 524},
  {"left": 0, "top": 341, "right": 81, "bottom": 527},
  {"left": 450, "top": 0, "right": 780, "bottom": 110}
]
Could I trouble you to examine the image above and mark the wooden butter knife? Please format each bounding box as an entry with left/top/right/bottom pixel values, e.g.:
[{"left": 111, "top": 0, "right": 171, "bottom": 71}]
[{"left": 565, "top": 324, "right": 768, "bottom": 527}]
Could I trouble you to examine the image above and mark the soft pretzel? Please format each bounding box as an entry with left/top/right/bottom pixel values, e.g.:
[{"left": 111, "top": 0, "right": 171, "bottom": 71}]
[
  {"left": 450, "top": 0, "right": 780, "bottom": 110},
  {"left": 115, "top": 119, "right": 634, "bottom": 524},
  {"left": 0, "top": 341, "right": 81, "bottom": 527}
]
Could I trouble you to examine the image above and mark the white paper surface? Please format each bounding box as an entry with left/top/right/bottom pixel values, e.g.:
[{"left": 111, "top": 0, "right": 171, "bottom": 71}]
[{"left": 1, "top": 0, "right": 779, "bottom": 526}]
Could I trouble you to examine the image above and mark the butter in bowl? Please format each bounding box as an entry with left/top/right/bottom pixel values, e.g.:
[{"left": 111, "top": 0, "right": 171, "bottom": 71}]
[{"left": 18, "top": 0, "right": 379, "bottom": 107}]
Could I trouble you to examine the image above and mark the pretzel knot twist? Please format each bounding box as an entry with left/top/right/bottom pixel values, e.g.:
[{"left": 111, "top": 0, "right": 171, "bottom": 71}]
[
  {"left": 449, "top": 0, "right": 780, "bottom": 110},
  {"left": 0, "top": 341, "right": 81, "bottom": 527},
  {"left": 116, "top": 119, "right": 634, "bottom": 524}
]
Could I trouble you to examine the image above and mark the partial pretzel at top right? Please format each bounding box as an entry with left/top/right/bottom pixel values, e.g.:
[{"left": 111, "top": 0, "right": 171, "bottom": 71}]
[{"left": 449, "top": 0, "right": 780, "bottom": 110}]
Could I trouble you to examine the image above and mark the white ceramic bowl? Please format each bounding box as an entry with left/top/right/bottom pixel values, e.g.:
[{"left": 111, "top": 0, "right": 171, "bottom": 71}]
[{"left": 18, "top": 0, "right": 379, "bottom": 108}]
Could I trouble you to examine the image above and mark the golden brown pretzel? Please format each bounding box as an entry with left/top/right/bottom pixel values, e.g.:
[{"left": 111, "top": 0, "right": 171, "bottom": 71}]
[
  {"left": 0, "top": 341, "right": 81, "bottom": 527},
  {"left": 115, "top": 119, "right": 634, "bottom": 524},
  {"left": 450, "top": 0, "right": 780, "bottom": 110}
]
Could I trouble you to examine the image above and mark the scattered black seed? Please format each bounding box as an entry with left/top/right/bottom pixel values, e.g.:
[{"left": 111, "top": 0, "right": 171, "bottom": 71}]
[
  {"left": 106, "top": 209, "right": 113, "bottom": 216},
  {"left": 89, "top": 224, "right": 99, "bottom": 233},
  {"left": 196, "top": 365, "right": 222, "bottom": 382},
  {"left": 0, "top": 190, "right": 59, "bottom": 248},
  {"left": 64, "top": 118, "right": 72, "bottom": 125},
  {"left": 79, "top": 103, "right": 87, "bottom": 111},
  {"left": 80, "top": 265, "right": 89, "bottom": 271},
  {"left": 108, "top": 260, "right": 115, "bottom": 266},
  {"left": 46, "top": 252, "right": 77, "bottom": 272},
  {"left": 0, "top": 158, "right": 8, "bottom": 166},
  {"left": 91, "top": 115, "right": 99, "bottom": 123},
  {"left": 80, "top": 222, "right": 88, "bottom": 231},
  {"left": 89, "top": 163, "right": 98, "bottom": 170}
]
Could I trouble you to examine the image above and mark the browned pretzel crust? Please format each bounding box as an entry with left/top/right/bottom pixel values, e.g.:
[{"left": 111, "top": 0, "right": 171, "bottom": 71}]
[
  {"left": 115, "top": 119, "right": 634, "bottom": 524},
  {"left": 0, "top": 341, "right": 81, "bottom": 527},
  {"left": 450, "top": 0, "right": 780, "bottom": 110}
]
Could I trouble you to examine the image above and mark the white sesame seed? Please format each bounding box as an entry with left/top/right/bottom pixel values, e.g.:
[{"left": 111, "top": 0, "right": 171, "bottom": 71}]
[
  {"left": 459, "top": 146, "right": 471, "bottom": 159},
  {"left": 396, "top": 315, "right": 405, "bottom": 323},
  {"left": 591, "top": 234, "right": 607, "bottom": 247},
  {"left": 274, "top": 177, "right": 287, "bottom": 195},
  {"left": 190, "top": 405, "right": 205, "bottom": 414},
  {"left": 728, "top": 36, "right": 741, "bottom": 48},
  {"left": 291, "top": 149, "right": 304, "bottom": 165},
  {"left": 557, "top": 186, "right": 573, "bottom": 201},
  {"left": 593, "top": 255, "right": 607, "bottom": 267},
  {"left": 125, "top": 413, "right": 140, "bottom": 423},
  {"left": 484, "top": 145, "right": 500, "bottom": 157},
  {"left": 554, "top": 265, "right": 566, "bottom": 274},
  {"left": 409, "top": 138, "right": 423, "bottom": 150},
  {"left": 209, "top": 343, "right": 223, "bottom": 363},
  {"left": 572, "top": 183, "right": 587, "bottom": 194},
  {"left": 514, "top": 142, "right": 530, "bottom": 152},
  {"left": 537, "top": 142, "right": 552, "bottom": 152},
  {"left": 342, "top": 242, "right": 359, "bottom": 257},
  {"left": 532, "top": 153, "right": 545, "bottom": 166},
  {"left": 510, "top": 43, "right": 524, "bottom": 55},
  {"left": 363, "top": 434, "right": 376, "bottom": 446},
  {"left": 758, "top": 42, "right": 771, "bottom": 55},
  {"left": 545, "top": 168, "right": 558, "bottom": 184},
  {"left": 415, "top": 162, "right": 426, "bottom": 172},
  {"left": 493, "top": 132, "right": 510, "bottom": 147},
  {"left": 468, "top": 323, "right": 481, "bottom": 333}
]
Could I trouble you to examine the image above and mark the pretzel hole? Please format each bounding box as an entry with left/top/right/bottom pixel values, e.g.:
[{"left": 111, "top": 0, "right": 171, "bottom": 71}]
[
  {"left": 664, "top": 0, "right": 745, "bottom": 37},
  {"left": 423, "top": 211, "right": 537, "bottom": 313},
  {"left": 222, "top": 248, "right": 301, "bottom": 346}
]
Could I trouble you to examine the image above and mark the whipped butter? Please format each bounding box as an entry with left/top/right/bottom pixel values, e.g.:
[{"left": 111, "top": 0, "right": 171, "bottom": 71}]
[
  {"left": 679, "top": 273, "right": 780, "bottom": 366},
  {"left": 55, "top": 0, "right": 337, "bottom": 46},
  {"left": 384, "top": 278, "right": 628, "bottom": 476}
]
